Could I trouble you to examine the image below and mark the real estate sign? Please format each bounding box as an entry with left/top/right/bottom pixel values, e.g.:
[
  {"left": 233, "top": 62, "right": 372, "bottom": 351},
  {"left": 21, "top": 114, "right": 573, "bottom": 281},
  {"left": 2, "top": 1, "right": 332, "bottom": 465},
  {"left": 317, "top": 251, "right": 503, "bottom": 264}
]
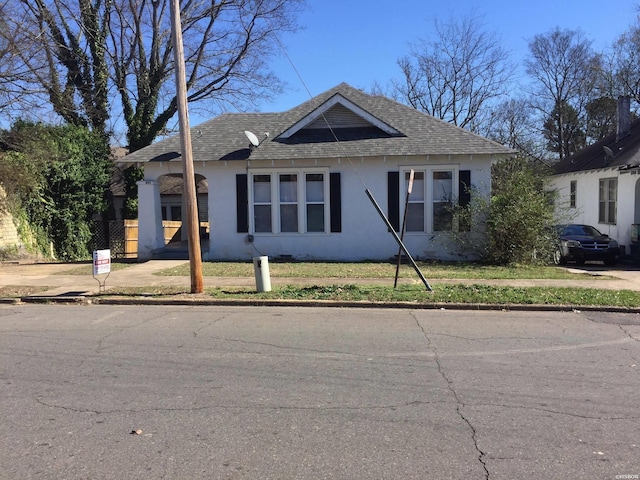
[{"left": 93, "top": 249, "right": 111, "bottom": 276}]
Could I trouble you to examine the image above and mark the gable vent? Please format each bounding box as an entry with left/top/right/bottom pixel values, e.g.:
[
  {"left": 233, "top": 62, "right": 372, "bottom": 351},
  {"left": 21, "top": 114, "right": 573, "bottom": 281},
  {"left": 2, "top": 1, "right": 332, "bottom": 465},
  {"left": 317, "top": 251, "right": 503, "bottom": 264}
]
[
  {"left": 306, "top": 104, "right": 372, "bottom": 130},
  {"left": 278, "top": 93, "right": 402, "bottom": 139}
]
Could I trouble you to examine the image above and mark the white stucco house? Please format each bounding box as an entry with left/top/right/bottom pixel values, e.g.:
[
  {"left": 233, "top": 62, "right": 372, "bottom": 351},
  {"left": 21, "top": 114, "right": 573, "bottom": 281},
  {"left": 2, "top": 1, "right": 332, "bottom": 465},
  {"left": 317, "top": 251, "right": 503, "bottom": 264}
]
[
  {"left": 548, "top": 96, "right": 640, "bottom": 257},
  {"left": 119, "top": 83, "right": 515, "bottom": 261}
]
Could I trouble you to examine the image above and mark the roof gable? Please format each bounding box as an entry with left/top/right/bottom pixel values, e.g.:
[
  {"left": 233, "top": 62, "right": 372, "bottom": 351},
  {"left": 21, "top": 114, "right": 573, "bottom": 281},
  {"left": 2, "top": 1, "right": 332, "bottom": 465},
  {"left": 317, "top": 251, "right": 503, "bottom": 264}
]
[
  {"left": 277, "top": 93, "right": 402, "bottom": 139},
  {"left": 119, "top": 82, "right": 515, "bottom": 164}
]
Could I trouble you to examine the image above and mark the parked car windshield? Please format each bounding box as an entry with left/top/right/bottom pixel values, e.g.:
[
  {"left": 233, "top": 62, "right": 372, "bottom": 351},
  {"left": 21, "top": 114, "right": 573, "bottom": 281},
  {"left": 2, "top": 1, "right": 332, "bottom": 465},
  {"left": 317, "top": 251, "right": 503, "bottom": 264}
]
[{"left": 560, "top": 225, "right": 603, "bottom": 237}]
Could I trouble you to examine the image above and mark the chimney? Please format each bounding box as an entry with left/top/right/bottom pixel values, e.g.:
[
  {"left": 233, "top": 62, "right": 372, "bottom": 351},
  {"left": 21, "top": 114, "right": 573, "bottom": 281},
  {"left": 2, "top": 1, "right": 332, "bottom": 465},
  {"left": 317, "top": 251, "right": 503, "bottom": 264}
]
[{"left": 617, "top": 95, "right": 631, "bottom": 142}]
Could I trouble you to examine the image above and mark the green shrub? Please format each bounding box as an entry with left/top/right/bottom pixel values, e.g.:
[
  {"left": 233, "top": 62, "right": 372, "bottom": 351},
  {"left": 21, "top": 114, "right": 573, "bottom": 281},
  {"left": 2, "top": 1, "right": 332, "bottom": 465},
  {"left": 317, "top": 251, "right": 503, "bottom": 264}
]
[
  {"left": 453, "top": 156, "right": 556, "bottom": 265},
  {"left": 0, "top": 121, "right": 112, "bottom": 260}
]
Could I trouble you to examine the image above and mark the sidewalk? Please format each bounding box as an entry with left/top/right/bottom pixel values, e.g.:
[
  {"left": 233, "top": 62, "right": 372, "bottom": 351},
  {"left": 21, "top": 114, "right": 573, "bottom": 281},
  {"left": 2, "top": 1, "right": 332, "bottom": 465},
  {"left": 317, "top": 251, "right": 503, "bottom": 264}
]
[
  {"left": 2, "top": 259, "right": 640, "bottom": 298},
  {"left": 0, "top": 260, "right": 418, "bottom": 296}
]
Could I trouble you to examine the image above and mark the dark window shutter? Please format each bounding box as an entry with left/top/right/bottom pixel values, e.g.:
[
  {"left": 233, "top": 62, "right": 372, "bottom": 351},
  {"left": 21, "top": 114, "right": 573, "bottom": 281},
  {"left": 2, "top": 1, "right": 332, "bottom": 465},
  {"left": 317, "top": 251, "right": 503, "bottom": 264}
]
[
  {"left": 458, "top": 170, "right": 471, "bottom": 232},
  {"left": 236, "top": 174, "right": 248, "bottom": 233},
  {"left": 330, "top": 172, "right": 341, "bottom": 233},
  {"left": 387, "top": 171, "right": 400, "bottom": 232}
]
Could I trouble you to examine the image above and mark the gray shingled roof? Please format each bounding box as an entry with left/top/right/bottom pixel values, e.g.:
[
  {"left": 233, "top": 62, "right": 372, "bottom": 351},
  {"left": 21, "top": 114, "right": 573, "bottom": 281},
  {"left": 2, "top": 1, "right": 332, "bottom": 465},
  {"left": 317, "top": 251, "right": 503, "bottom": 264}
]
[
  {"left": 553, "top": 117, "right": 640, "bottom": 175},
  {"left": 119, "top": 83, "right": 515, "bottom": 164}
]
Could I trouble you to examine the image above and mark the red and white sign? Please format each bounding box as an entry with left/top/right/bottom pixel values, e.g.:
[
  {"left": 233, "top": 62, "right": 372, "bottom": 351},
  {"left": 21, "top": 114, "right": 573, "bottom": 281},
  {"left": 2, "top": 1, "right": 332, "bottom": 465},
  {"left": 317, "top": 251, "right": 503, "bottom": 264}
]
[{"left": 93, "top": 249, "right": 111, "bottom": 276}]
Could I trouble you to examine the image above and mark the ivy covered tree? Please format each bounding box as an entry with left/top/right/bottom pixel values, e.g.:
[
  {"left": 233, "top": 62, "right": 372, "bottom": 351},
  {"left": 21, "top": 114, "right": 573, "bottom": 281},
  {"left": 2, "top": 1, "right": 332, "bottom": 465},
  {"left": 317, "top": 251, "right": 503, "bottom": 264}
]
[
  {"left": 0, "top": 0, "right": 303, "bottom": 220},
  {"left": 0, "top": 121, "right": 112, "bottom": 260},
  {"left": 0, "top": 0, "right": 304, "bottom": 150}
]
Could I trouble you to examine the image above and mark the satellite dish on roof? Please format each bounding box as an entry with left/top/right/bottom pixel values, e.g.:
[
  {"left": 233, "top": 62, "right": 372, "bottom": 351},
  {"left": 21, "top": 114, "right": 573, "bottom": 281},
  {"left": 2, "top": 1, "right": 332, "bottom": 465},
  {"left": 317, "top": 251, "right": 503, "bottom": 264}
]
[
  {"left": 603, "top": 146, "right": 614, "bottom": 165},
  {"left": 244, "top": 130, "right": 260, "bottom": 148},
  {"left": 603, "top": 146, "right": 614, "bottom": 159}
]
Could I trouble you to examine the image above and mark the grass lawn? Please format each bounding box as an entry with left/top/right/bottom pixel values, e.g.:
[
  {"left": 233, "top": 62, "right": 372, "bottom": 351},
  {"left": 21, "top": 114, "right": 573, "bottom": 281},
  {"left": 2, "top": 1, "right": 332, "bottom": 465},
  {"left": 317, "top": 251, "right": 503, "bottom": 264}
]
[
  {"left": 99, "top": 261, "right": 638, "bottom": 308},
  {"left": 0, "top": 286, "right": 50, "bottom": 297},
  {"left": 156, "top": 261, "right": 599, "bottom": 280},
  {"left": 27, "top": 259, "right": 637, "bottom": 308},
  {"left": 95, "top": 283, "right": 640, "bottom": 308}
]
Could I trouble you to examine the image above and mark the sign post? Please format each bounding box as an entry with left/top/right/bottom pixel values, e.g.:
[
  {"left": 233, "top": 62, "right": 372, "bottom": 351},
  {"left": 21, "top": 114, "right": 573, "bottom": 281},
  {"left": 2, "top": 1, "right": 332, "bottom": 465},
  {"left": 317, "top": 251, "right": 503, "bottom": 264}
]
[
  {"left": 93, "top": 249, "right": 111, "bottom": 293},
  {"left": 395, "top": 170, "right": 414, "bottom": 288},
  {"left": 365, "top": 188, "right": 432, "bottom": 291}
]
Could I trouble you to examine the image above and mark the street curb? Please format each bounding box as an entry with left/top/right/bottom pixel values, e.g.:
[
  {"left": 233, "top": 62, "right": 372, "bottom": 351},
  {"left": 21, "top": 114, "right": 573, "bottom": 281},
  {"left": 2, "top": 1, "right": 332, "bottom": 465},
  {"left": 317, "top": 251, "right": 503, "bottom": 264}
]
[
  {"left": 6, "top": 295, "right": 640, "bottom": 313},
  {"left": 0, "top": 298, "right": 20, "bottom": 305}
]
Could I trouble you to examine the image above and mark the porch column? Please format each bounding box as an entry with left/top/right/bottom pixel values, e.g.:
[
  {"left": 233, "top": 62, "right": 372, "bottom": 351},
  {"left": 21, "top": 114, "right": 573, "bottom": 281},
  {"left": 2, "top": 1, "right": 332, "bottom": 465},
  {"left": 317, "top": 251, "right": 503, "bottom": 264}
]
[{"left": 137, "top": 180, "right": 164, "bottom": 261}]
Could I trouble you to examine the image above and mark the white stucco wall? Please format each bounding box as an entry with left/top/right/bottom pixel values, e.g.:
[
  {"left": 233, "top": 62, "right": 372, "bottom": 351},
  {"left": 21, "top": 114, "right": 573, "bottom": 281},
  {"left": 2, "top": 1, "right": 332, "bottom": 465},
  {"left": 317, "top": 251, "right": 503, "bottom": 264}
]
[
  {"left": 548, "top": 168, "right": 640, "bottom": 254},
  {"left": 136, "top": 180, "right": 165, "bottom": 260},
  {"left": 140, "top": 154, "right": 496, "bottom": 261}
]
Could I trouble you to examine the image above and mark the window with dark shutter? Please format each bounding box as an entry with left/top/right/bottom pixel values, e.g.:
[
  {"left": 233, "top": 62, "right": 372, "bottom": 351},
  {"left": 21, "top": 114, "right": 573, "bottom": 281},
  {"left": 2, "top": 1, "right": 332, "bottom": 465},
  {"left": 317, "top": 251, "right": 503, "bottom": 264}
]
[
  {"left": 236, "top": 174, "right": 248, "bottom": 233},
  {"left": 387, "top": 171, "right": 400, "bottom": 232},
  {"left": 458, "top": 170, "right": 471, "bottom": 231},
  {"left": 330, "top": 172, "right": 341, "bottom": 232}
]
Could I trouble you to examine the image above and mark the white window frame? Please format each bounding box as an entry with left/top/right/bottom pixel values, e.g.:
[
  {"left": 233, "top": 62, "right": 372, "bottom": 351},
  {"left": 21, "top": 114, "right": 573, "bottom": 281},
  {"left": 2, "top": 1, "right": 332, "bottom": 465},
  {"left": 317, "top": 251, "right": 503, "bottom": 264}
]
[
  {"left": 248, "top": 168, "right": 330, "bottom": 235},
  {"left": 161, "top": 203, "right": 182, "bottom": 221},
  {"left": 400, "top": 166, "right": 458, "bottom": 233},
  {"left": 598, "top": 177, "right": 617, "bottom": 225}
]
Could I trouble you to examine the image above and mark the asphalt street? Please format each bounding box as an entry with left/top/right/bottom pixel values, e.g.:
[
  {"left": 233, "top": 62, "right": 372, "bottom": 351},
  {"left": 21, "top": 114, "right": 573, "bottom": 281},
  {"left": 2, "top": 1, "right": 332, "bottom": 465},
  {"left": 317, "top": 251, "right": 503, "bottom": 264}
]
[{"left": 1, "top": 304, "right": 639, "bottom": 479}]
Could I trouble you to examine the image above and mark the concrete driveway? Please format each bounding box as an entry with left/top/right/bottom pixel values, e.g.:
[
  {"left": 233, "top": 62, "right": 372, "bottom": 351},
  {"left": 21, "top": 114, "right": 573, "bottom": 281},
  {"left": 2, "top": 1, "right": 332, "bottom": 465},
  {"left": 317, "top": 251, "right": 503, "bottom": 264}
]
[{"left": 565, "top": 262, "right": 640, "bottom": 290}]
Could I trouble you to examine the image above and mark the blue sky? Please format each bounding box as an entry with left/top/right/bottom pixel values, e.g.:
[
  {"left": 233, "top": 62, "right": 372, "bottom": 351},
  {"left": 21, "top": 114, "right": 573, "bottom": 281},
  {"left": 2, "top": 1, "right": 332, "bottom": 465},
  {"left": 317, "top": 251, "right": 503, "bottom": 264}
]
[{"left": 257, "top": 0, "right": 638, "bottom": 113}]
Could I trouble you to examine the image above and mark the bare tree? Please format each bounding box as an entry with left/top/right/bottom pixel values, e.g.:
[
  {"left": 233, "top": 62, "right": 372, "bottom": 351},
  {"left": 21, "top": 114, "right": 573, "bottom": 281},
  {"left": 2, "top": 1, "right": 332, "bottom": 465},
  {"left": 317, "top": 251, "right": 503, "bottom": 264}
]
[
  {"left": 525, "top": 28, "right": 599, "bottom": 160},
  {"left": 609, "top": 12, "right": 640, "bottom": 105},
  {"left": 0, "top": 0, "right": 303, "bottom": 150},
  {"left": 392, "top": 13, "right": 513, "bottom": 133},
  {"left": 110, "top": 0, "right": 303, "bottom": 150},
  {"left": 0, "top": 1, "right": 45, "bottom": 115},
  {"left": 484, "top": 98, "right": 549, "bottom": 162}
]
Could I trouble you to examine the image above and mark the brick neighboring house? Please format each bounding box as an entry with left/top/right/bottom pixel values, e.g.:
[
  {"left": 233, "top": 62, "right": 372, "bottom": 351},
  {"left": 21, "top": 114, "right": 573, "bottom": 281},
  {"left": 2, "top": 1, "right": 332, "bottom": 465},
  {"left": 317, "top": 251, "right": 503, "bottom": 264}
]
[
  {"left": 118, "top": 83, "right": 515, "bottom": 261},
  {"left": 548, "top": 96, "right": 640, "bottom": 256}
]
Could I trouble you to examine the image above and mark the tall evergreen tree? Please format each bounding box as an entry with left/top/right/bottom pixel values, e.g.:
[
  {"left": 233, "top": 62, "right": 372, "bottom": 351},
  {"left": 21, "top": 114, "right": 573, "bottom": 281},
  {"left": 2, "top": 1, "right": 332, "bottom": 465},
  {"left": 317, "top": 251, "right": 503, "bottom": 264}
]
[{"left": 542, "top": 100, "right": 586, "bottom": 158}]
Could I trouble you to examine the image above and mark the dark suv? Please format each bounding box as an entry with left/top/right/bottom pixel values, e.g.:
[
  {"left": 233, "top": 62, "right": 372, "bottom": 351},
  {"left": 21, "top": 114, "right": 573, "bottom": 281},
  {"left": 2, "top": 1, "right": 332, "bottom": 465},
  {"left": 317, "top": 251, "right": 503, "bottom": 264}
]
[{"left": 554, "top": 224, "right": 620, "bottom": 266}]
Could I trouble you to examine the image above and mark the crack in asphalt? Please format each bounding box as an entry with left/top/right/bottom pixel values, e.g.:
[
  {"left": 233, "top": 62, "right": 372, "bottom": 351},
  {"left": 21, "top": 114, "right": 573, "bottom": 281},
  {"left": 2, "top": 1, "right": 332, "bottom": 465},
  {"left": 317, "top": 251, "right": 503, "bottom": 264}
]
[
  {"left": 34, "top": 396, "right": 446, "bottom": 416},
  {"left": 191, "top": 312, "right": 234, "bottom": 338},
  {"left": 470, "top": 402, "right": 638, "bottom": 421},
  {"left": 0, "top": 306, "right": 27, "bottom": 321},
  {"left": 430, "top": 333, "right": 541, "bottom": 343},
  {"left": 203, "top": 335, "right": 378, "bottom": 360},
  {"left": 412, "top": 313, "right": 490, "bottom": 479},
  {"left": 618, "top": 324, "right": 640, "bottom": 342},
  {"left": 78, "top": 309, "right": 183, "bottom": 371},
  {"left": 94, "top": 307, "right": 195, "bottom": 353},
  {"left": 616, "top": 324, "right": 640, "bottom": 367}
]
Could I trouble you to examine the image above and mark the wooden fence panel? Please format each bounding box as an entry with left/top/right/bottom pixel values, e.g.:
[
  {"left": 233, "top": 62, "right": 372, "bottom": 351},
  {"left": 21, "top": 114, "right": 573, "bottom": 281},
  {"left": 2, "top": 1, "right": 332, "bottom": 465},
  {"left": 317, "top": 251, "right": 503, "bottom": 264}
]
[{"left": 124, "top": 219, "right": 138, "bottom": 258}]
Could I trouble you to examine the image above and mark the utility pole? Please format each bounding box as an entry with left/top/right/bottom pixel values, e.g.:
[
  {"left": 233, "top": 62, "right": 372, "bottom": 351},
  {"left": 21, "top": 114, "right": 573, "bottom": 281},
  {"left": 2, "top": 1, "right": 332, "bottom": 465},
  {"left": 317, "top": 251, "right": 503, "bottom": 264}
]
[{"left": 169, "top": 0, "right": 203, "bottom": 293}]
